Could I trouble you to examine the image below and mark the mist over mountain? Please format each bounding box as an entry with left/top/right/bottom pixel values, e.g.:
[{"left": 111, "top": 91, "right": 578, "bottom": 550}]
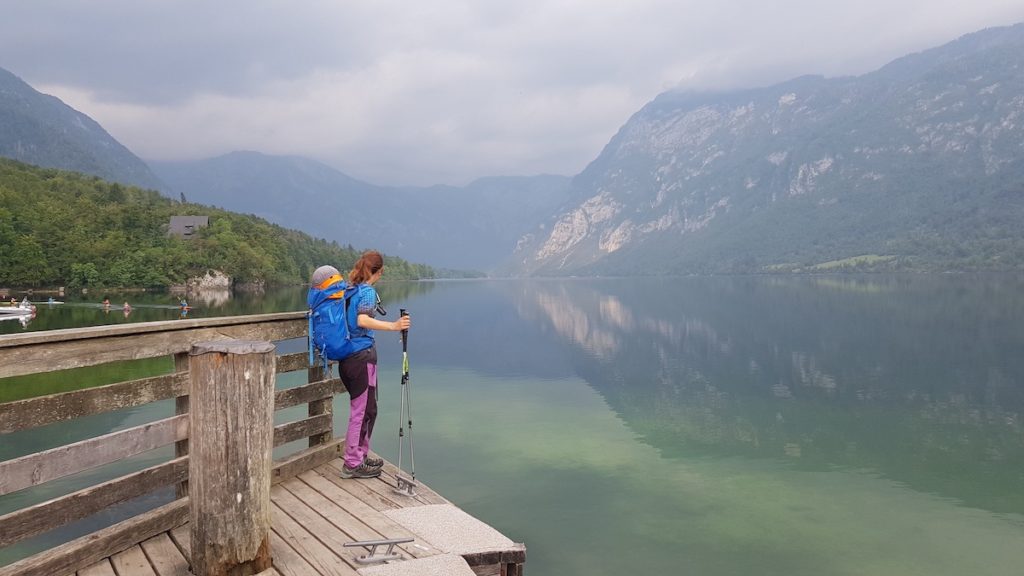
[
  {"left": 511, "top": 23, "right": 1024, "bottom": 275},
  {"left": 5, "top": 22, "right": 1024, "bottom": 276},
  {"left": 150, "top": 152, "right": 571, "bottom": 271},
  {"left": 0, "top": 67, "right": 165, "bottom": 192}
]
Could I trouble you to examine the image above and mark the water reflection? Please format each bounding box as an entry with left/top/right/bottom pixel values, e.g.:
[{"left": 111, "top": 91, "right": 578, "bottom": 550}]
[
  {"left": 4, "top": 276, "right": 1024, "bottom": 574},
  {"left": 0, "top": 313, "right": 33, "bottom": 329},
  {"left": 507, "top": 276, "right": 1024, "bottom": 515},
  {"left": 189, "top": 287, "right": 231, "bottom": 307}
]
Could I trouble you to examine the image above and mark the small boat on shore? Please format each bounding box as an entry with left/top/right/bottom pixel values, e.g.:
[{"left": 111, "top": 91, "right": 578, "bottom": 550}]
[{"left": 1, "top": 299, "right": 37, "bottom": 316}]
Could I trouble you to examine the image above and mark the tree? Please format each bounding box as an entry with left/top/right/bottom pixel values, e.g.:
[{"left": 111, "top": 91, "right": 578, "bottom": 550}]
[
  {"left": 7, "top": 235, "right": 48, "bottom": 286},
  {"left": 69, "top": 262, "right": 101, "bottom": 288}
]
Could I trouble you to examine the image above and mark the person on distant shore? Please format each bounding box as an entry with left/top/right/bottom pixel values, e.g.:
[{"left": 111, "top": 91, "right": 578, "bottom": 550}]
[{"left": 314, "top": 251, "right": 410, "bottom": 479}]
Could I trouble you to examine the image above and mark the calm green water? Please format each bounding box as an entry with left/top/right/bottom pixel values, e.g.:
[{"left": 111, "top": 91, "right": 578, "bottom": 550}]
[{"left": 2, "top": 276, "right": 1024, "bottom": 575}]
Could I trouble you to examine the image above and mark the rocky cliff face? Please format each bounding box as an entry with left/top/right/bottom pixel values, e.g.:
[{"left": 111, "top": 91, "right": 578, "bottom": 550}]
[
  {"left": 185, "top": 270, "right": 232, "bottom": 290},
  {"left": 513, "top": 23, "right": 1024, "bottom": 275}
]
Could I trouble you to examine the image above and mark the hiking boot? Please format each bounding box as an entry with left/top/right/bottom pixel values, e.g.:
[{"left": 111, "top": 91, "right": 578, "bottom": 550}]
[
  {"left": 364, "top": 457, "right": 384, "bottom": 469},
  {"left": 340, "top": 462, "right": 382, "bottom": 479}
]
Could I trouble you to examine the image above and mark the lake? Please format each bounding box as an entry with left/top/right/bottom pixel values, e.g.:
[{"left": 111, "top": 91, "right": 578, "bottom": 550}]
[{"left": 3, "top": 275, "right": 1024, "bottom": 575}]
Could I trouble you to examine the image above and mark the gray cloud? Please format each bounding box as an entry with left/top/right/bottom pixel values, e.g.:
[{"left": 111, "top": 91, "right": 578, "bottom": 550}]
[{"left": 2, "top": 1, "right": 1023, "bottom": 186}]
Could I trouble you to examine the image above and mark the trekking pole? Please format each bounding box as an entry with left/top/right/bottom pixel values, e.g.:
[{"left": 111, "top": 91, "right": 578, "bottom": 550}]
[
  {"left": 405, "top": 313, "right": 416, "bottom": 480},
  {"left": 395, "top": 309, "right": 417, "bottom": 497}
]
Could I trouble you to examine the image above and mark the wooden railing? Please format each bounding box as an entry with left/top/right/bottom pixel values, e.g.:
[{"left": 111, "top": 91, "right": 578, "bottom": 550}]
[{"left": 0, "top": 312, "right": 347, "bottom": 576}]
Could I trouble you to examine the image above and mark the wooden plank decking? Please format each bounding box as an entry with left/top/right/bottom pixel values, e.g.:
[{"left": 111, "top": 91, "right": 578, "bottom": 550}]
[{"left": 70, "top": 455, "right": 519, "bottom": 576}]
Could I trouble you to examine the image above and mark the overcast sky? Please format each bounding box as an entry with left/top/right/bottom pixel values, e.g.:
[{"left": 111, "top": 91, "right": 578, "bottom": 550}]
[{"left": 2, "top": 1, "right": 1023, "bottom": 186}]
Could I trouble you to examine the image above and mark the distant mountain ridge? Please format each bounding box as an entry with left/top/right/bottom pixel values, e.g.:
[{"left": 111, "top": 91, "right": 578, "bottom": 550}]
[
  {"left": 511, "top": 23, "right": 1024, "bottom": 274},
  {"left": 6, "top": 23, "right": 1024, "bottom": 276},
  {"left": 151, "top": 152, "right": 572, "bottom": 271},
  {"left": 0, "top": 67, "right": 165, "bottom": 191}
]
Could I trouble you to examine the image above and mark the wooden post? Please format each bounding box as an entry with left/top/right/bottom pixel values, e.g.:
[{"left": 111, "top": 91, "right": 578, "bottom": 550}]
[
  {"left": 307, "top": 363, "right": 332, "bottom": 447},
  {"left": 174, "top": 351, "right": 190, "bottom": 499},
  {"left": 188, "top": 340, "right": 275, "bottom": 576}
]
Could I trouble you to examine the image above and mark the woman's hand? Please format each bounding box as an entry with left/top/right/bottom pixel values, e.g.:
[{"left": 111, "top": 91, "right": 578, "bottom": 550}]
[{"left": 393, "top": 315, "right": 411, "bottom": 331}]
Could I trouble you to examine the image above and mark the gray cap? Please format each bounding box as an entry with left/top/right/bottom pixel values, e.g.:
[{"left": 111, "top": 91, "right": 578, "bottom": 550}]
[{"left": 311, "top": 265, "right": 341, "bottom": 286}]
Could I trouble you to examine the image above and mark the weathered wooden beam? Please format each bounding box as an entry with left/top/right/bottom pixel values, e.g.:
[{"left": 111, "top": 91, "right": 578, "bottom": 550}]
[
  {"left": 0, "top": 314, "right": 305, "bottom": 379},
  {"left": 0, "top": 312, "right": 305, "bottom": 349},
  {"left": 272, "top": 377, "right": 343, "bottom": 411},
  {"left": 0, "top": 498, "right": 189, "bottom": 576},
  {"left": 271, "top": 439, "right": 345, "bottom": 485},
  {"left": 306, "top": 362, "right": 332, "bottom": 448},
  {"left": 275, "top": 351, "right": 309, "bottom": 374},
  {"left": 0, "top": 371, "right": 187, "bottom": 434},
  {"left": 501, "top": 562, "right": 525, "bottom": 576},
  {"left": 173, "top": 352, "right": 190, "bottom": 499},
  {"left": 462, "top": 544, "right": 527, "bottom": 567},
  {"left": 0, "top": 414, "right": 189, "bottom": 496},
  {"left": 273, "top": 414, "right": 333, "bottom": 447},
  {"left": 189, "top": 340, "right": 275, "bottom": 576},
  {"left": 0, "top": 457, "right": 188, "bottom": 548}
]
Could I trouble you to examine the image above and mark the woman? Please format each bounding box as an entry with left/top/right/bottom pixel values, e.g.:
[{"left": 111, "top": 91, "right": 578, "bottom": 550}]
[{"left": 332, "top": 250, "right": 410, "bottom": 479}]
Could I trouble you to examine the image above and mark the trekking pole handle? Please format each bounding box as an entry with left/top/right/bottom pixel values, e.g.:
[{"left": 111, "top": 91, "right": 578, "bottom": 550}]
[{"left": 400, "top": 308, "right": 408, "bottom": 351}]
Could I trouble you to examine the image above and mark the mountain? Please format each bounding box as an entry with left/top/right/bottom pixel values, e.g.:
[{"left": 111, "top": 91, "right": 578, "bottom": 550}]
[
  {"left": 151, "top": 152, "right": 571, "bottom": 271},
  {"left": 150, "top": 150, "right": 388, "bottom": 248},
  {"left": 0, "top": 67, "right": 166, "bottom": 192},
  {"left": 511, "top": 23, "right": 1024, "bottom": 275},
  {"left": 0, "top": 158, "right": 436, "bottom": 288}
]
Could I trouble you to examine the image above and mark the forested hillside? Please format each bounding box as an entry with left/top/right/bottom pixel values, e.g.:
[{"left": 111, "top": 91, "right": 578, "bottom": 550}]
[{"left": 0, "top": 159, "right": 436, "bottom": 288}]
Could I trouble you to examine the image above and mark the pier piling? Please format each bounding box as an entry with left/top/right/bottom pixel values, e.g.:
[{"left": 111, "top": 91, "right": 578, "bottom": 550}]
[{"left": 188, "top": 340, "right": 276, "bottom": 576}]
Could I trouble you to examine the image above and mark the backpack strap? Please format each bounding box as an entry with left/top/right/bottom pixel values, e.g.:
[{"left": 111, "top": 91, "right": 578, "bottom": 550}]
[
  {"left": 344, "top": 284, "right": 367, "bottom": 334},
  {"left": 307, "top": 310, "right": 315, "bottom": 366}
]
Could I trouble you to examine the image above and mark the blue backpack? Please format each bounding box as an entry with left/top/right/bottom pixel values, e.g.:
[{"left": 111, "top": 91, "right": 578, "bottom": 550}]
[{"left": 307, "top": 280, "right": 362, "bottom": 367}]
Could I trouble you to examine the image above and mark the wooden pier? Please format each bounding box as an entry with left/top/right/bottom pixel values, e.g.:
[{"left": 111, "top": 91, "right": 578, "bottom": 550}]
[{"left": 0, "top": 313, "right": 525, "bottom": 576}]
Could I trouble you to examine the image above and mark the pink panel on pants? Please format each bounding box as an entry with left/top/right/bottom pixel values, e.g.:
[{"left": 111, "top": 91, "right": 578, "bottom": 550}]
[{"left": 343, "top": 362, "right": 377, "bottom": 468}]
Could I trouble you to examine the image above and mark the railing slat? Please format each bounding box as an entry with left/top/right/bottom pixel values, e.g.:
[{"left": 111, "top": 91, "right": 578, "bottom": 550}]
[
  {"left": 0, "top": 316, "right": 305, "bottom": 379},
  {"left": 273, "top": 378, "right": 345, "bottom": 411},
  {"left": 0, "top": 372, "right": 188, "bottom": 434},
  {"left": 0, "top": 312, "right": 306, "bottom": 349},
  {"left": 271, "top": 439, "right": 344, "bottom": 485},
  {"left": 273, "top": 414, "right": 333, "bottom": 447},
  {"left": 0, "top": 457, "right": 188, "bottom": 548},
  {"left": 275, "top": 351, "right": 310, "bottom": 374},
  {"left": 0, "top": 414, "right": 189, "bottom": 496},
  {"left": 306, "top": 363, "right": 332, "bottom": 448},
  {"left": 173, "top": 352, "right": 190, "bottom": 499}
]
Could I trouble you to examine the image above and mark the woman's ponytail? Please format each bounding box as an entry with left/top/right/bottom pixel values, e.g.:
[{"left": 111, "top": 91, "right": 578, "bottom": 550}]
[{"left": 348, "top": 250, "right": 384, "bottom": 285}]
